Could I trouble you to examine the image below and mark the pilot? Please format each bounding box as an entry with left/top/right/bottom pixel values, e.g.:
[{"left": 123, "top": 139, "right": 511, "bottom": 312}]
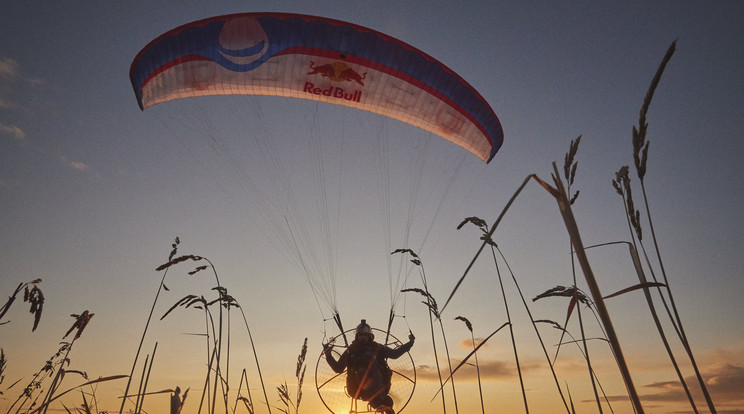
[{"left": 324, "top": 319, "right": 415, "bottom": 414}]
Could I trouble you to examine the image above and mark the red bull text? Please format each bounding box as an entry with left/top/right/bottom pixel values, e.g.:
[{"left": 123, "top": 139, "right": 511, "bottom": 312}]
[{"left": 303, "top": 82, "right": 362, "bottom": 102}]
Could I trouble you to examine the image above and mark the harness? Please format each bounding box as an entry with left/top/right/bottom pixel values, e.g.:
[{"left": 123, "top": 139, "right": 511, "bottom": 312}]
[{"left": 347, "top": 343, "right": 392, "bottom": 401}]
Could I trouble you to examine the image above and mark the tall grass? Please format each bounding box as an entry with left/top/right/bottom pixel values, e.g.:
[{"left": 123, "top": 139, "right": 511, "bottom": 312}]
[
  {"left": 2, "top": 279, "right": 127, "bottom": 414},
  {"left": 0, "top": 279, "right": 45, "bottom": 332},
  {"left": 458, "top": 217, "right": 571, "bottom": 414},
  {"left": 534, "top": 319, "right": 615, "bottom": 413},
  {"left": 542, "top": 159, "right": 644, "bottom": 412},
  {"left": 116, "top": 239, "right": 272, "bottom": 414},
  {"left": 275, "top": 338, "right": 307, "bottom": 414},
  {"left": 395, "top": 248, "right": 450, "bottom": 414},
  {"left": 4, "top": 311, "right": 125, "bottom": 414},
  {"left": 612, "top": 171, "right": 698, "bottom": 412},
  {"left": 118, "top": 237, "right": 180, "bottom": 414},
  {"left": 633, "top": 43, "right": 716, "bottom": 413},
  {"left": 533, "top": 288, "right": 615, "bottom": 414},
  {"left": 159, "top": 287, "right": 228, "bottom": 414},
  {"left": 430, "top": 322, "right": 509, "bottom": 405},
  {"left": 435, "top": 42, "right": 698, "bottom": 414},
  {"left": 561, "top": 136, "right": 604, "bottom": 413},
  {"left": 457, "top": 217, "right": 529, "bottom": 413},
  {"left": 38, "top": 311, "right": 94, "bottom": 414},
  {"left": 454, "top": 316, "right": 485, "bottom": 414},
  {"left": 1, "top": 279, "right": 46, "bottom": 406},
  {"left": 614, "top": 40, "right": 716, "bottom": 413}
]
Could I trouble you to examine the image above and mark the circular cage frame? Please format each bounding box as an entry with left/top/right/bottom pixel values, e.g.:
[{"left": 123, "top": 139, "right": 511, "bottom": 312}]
[{"left": 315, "top": 327, "right": 416, "bottom": 414}]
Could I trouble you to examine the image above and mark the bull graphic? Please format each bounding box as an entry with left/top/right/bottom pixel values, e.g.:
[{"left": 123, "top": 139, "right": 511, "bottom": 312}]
[{"left": 308, "top": 61, "right": 367, "bottom": 86}]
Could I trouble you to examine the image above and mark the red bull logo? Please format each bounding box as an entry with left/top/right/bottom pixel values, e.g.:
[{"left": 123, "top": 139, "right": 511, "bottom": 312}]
[
  {"left": 305, "top": 61, "right": 365, "bottom": 103},
  {"left": 308, "top": 61, "right": 366, "bottom": 85}
]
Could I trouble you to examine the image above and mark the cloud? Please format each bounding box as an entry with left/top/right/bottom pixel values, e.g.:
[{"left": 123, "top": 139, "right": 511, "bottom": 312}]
[
  {"left": 458, "top": 338, "right": 490, "bottom": 350},
  {"left": 60, "top": 155, "right": 90, "bottom": 172},
  {"left": 0, "top": 97, "right": 18, "bottom": 109},
  {"left": 702, "top": 363, "right": 744, "bottom": 403},
  {"left": 0, "top": 56, "right": 47, "bottom": 113},
  {"left": 0, "top": 122, "right": 25, "bottom": 141},
  {"left": 571, "top": 343, "right": 744, "bottom": 412},
  {"left": 415, "top": 356, "right": 544, "bottom": 384},
  {"left": 0, "top": 57, "right": 20, "bottom": 78},
  {"left": 596, "top": 361, "right": 744, "bottom": 411}
]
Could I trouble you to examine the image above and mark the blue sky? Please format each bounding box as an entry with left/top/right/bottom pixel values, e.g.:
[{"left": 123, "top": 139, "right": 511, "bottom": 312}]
[{"left": 1, "top": 2, "right": 743, "bottom": 413}]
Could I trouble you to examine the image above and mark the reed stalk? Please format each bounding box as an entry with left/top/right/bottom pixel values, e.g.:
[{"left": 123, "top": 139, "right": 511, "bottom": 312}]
[
  {"left": 535, "top": 285, "right": 612, "bottom": 413},
  {"left": 237, "top": 304, "right": 272, "bottom": 414},
  {"left": 436, "top": 315, "right": 459, "bottom": 414},
  {"left": 400, "top": 285, "right": 447, "bottom": 414},
  {"left": 629, "top": 40, "right": 716, "bottom": 413},
  {"left": 43, "top": 375, "right": 128, "bottom": 414},
  {"left": 491, "top": 241, "right": 529, "bottom": 413},
  {"left": 38, "top": 311, "right": 94, "bottom": 414},
  {"left": 155, "top": 246, "right": 271, "bottom": 414},
  {"left": 543, "top": 162, "right": 644, "bottom": 413},
  {"left": 274, "top": 339, "right": 307, "bottom": 414},
  {"left": 159, "top": 292, "right": 216, "bottom": 414},
  {"left": 563, "top": 136, "right": 603, "bottom": 413},
  {"left": 495, "top": 246, "right": 571, "bottom": 414},
  {"left": 138, "top": 343, "right": 158, "bottom": 413},
  {"left": 119, "top": 237, "right": 181, "bottom": 414},
  {"left": 612, "top": 169, "right": 698, "bottom": 412},
  {"left": 133, "top": 354, "right": 149, "bottom": 413},
  {"left": 454, "top": 316, "right": 485, "bottom": 414},
  {"left": 537, "top": 320, "right": 615, "bottom": 413},
  {"left": 7, "top": 345, "right": 63, "bottom": 414},
  {"left": 431, "top": 322, "right": 509, "bottom": 402},
  {"left": 426, "top": 295, "right": 448, "bottom": 414},
  {"left": 459, "top": 216, "right": 563, "bottom": 413},
  {"left": 211, "top": 289, "right": 225, "bottom": 414},
  {"left": 233, "top": 369, "right": 255, "bottom": 414},
  {"left": 573, "top": 278, "right": 602, "bottom": 413},
  {"left": 395, "top": 249, "right": 448, "bottom": 414}
]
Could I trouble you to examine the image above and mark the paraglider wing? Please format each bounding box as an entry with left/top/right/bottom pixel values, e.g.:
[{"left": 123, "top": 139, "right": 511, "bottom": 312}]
[{"left": 130, "top": 13, "right": 503, "bottom": 162}]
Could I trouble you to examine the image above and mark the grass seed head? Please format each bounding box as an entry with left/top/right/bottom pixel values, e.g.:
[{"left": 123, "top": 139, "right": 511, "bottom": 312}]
[
  {"left": 23, "top": 283, "right": 44, "bottom": 332},
  {"left": 64, "top": 310, "right": 94, "bottom": 340},
  {"left": 533, "top": 286, "right": 591, "bottom": 307},
  {"left": 457, "top": 216, "right": 489, "bottom": 233},
  {"left": 563, "top": 135, "right": 581, "bottom": 183},
  {"left": 633, "top": 41, "right": 676, "bottom": 181},
  {"left": 156, "top": 255, "right": 203, "bottom": 272},
  {"left": 455, "top": 315, "right": 473, "bottom": 333}
]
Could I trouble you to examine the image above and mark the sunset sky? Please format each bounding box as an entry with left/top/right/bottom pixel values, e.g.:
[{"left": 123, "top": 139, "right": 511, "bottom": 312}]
[{"left": 1, "top": 2, "right": 743, "bottom": 414}]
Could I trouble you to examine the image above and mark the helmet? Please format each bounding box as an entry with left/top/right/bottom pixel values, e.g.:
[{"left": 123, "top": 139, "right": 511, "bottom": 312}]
[{"left": 355, "top": 319, "right": 374, "bottom": 340}]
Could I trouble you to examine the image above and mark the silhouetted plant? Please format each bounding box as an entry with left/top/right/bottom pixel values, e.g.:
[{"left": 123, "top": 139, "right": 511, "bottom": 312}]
[
  {"left": 559, "top": 134, "right": 606, "bottom": 412},
  {"left": 0, "top": 278, "right": 45, "bottom": 332},
  {"left": 430, "top": 322, "right": 509, "bottom": 404},
  {"left": 459, "top": 216, "right": 562, "bottom": 414},
  {"left": 613, "top": 172, "right": 698, "bottom": 412},
  {"left": 611, "top": 39, "right": 715, "bottom": 414},
  {"left": 151, "top": 242, "right": 271, "bottom": 414},
  {"left": 454, "top": 316, "right": 485, "bottom": 414},
  {"left": 119, "top": 237, "right": 181, "bottom": 414},
  {"left": 396, "top": 248, "right": 451, "bottom": 414},
  {"left": 234, "top": 370, "right": 255, "bottom": 414},
  {"left": 563, "top": 135, "right": 581, "bottom": 205},
  {"left": 7, "top": 343, "right": 68, "bottom": 413},
  {"left": 275, "top": 338, "right": 307, "bottom": 414},
  {"left": 4, "top": 311, "right": 105, "bottom": 414}
]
